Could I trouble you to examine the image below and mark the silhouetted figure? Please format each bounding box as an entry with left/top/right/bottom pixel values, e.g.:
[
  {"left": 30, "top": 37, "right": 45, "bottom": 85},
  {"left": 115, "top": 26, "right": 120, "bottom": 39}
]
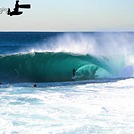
[
  {"left": 72, "top": 68, "right": 76, "bottom": 78},
  {"left": 7, "top": 0, "right": 31, "bottom": 16},
  {"left": 33, "top": 84, "right": 37, "bottom": 88}
]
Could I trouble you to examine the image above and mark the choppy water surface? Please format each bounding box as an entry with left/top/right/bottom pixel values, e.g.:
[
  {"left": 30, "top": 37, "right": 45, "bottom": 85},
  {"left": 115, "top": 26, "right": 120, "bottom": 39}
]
[
  {"left": 1, "top": 32, "right": 134, "bottom": 133},
  {"left": 0, "top": 79, "right": 134, "bottom": 134}
]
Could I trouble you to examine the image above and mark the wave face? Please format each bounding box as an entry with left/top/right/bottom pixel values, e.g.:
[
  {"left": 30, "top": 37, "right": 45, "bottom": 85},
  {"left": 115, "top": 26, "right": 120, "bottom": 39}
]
[
  {"left": 0, "top": 52, "right": 112, "bottom": 82},
  {"left": 1, "top": 32, "right": 134, "bottom": 82}
]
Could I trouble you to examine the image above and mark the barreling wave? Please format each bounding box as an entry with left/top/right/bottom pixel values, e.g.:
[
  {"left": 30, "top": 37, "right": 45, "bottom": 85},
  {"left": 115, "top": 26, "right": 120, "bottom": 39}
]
[{"left": 0, "top": 52, "right": 113, "bottom": 83}]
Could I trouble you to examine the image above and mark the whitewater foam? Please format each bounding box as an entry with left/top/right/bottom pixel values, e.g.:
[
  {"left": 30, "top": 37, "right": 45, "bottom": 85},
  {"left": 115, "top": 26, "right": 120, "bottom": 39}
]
[
  {"left": 1, "top": 32, "right": 134, "bottom": 134},
  {"left": 0, "top": 78, "right": 134, "bottom": 133}
]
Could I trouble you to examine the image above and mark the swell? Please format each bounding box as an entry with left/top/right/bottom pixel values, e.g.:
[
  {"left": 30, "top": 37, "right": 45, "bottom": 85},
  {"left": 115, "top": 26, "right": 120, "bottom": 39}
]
[{"left": 0, "top": 52, "right": 112, "bottom": 83}]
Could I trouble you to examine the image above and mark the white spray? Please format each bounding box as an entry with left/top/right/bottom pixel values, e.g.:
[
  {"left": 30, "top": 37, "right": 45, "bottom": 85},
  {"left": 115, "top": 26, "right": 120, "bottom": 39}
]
[{"left": 28, "top": 32, "right": 134, "bottom": 78}]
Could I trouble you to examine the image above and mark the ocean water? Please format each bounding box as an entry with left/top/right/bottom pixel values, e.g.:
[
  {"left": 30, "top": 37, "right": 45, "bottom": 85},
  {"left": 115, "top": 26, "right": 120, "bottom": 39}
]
[{"left": 0, "top": 32, "right": 134, "bottom": 133}]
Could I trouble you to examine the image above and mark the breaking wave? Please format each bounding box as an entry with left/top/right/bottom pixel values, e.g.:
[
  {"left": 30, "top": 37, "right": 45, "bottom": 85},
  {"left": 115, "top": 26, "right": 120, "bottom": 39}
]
[
  {"left": 1, "top": 32, "right": 134, "bottom": 82},
  {"left": 0, "top": 52, "right": 114, "bottom": 82}
]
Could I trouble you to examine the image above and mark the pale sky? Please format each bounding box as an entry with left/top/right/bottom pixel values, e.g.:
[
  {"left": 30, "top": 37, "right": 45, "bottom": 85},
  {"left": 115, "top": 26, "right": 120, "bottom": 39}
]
[{"left": 0, "top": 0, "right": 134, "bottom": 31}]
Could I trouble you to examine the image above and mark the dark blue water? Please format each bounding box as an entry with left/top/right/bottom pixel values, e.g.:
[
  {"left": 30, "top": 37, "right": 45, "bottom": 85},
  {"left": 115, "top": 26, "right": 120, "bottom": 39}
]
[
  {"left": 0, "top": 32, "right": 134, "bottom": 133},
  {"left": 0, "top": 32, "right": 134, "bottom": 83},
  {"left": 0, "top": 32, "right": 60, "bottom": 54}
]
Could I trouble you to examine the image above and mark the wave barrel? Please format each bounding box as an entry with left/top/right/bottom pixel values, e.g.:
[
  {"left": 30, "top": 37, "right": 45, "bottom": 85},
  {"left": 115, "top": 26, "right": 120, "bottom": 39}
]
[{"left": 19, "top": 4, "right": 31, "bottom": 9}]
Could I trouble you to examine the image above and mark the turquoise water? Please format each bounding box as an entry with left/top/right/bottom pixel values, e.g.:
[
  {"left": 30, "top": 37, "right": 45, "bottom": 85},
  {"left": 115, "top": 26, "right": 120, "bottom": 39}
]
[
  {"left": 0, "top": 32, "right": 134, "bottom": 133},
  {"left": 0, "top": 52, "right": 113, "bottom": 82}
]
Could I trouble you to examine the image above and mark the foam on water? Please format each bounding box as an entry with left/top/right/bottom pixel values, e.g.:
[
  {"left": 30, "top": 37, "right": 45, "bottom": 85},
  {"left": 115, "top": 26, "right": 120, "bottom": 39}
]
[
  {"left": 1, "top": 32, "right": 134, "bottom": 133},
  {"left": 0, "top": 79, "right": 134, "bottom": 133}
]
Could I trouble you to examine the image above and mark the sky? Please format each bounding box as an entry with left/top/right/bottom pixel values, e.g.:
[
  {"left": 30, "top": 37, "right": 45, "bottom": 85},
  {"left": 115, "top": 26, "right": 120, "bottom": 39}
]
[{"left": 0, "top": 0, "right": 134, "bottom": 31}]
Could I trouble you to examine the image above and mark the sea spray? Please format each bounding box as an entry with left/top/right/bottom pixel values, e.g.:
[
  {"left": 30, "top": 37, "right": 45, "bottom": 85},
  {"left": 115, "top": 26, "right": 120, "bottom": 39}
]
[
  {"left": 1, "top": 32, "right": 134, "bottom": 82},
  {"left": 1, "top": 32, "right": 134, "bottom": 134}
]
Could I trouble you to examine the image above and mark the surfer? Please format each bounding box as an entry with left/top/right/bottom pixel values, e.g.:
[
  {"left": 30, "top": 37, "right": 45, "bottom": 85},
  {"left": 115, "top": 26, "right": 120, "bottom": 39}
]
[
  {"left": 33, "top": 84, "right": 37, "bottom": 87},
  {"left": 72, "top": 68, "right": 76, "bottom": 78}
]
